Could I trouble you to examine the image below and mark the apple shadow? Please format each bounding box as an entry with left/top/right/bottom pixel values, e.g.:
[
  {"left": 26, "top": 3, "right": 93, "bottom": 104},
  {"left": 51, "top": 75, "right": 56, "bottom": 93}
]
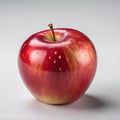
[{"left": 64, "top": 94, "right": 110, "bottom": 110}]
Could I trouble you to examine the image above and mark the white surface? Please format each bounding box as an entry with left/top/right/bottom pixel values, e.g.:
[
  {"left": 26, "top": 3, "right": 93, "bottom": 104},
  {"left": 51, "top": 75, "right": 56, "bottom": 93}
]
[{"left": 0, "top": 0, "right": 120, "bottom": 119}]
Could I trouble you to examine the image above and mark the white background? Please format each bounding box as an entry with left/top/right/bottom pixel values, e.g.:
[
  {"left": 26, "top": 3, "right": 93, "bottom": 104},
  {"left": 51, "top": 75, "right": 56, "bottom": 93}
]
[{"left": 0, "top": 0, "right": 120, "bottom": 119}]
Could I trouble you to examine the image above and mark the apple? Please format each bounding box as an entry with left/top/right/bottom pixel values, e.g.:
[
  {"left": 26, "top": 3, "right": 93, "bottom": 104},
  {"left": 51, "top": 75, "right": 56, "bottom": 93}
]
[{"left": 18, "top": 24, "right": 97, "bottom": 105}]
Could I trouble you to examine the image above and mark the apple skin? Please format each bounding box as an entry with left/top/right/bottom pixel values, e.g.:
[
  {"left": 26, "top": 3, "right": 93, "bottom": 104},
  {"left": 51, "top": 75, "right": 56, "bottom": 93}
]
[{"left": 18, "top": 28, "right": 97, "bottom": 105}]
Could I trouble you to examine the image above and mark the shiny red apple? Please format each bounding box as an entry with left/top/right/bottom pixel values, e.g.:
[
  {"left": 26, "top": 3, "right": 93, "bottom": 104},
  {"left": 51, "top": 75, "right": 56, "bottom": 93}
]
[{"left": 18, "top": 24, "right": 97, "bottom": 104}]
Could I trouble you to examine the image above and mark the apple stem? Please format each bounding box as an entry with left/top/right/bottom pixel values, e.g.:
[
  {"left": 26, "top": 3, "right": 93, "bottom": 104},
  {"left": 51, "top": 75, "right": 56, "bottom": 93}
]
[{"left": 48, "top": 23, "right": 56, "bottom": 41}]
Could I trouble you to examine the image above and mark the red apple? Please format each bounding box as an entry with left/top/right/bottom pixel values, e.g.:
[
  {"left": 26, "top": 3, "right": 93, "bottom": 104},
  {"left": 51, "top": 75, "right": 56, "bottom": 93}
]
[{"left": 18, "top": 24, "right": 97, "bottom": 105}]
